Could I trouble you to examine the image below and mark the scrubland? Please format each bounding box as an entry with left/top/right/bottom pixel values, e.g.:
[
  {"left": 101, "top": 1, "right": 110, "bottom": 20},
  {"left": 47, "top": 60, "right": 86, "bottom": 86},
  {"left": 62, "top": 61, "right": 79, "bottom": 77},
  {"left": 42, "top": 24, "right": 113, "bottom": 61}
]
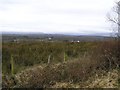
[{"left": 2, "top": 39, "right": 120, "bottom": 88}]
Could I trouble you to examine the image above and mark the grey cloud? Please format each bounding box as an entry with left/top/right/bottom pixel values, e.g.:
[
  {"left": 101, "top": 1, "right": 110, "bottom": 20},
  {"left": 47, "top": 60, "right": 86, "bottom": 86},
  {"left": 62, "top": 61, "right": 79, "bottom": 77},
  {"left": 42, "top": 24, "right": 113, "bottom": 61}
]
[
  {"left": 0, "top": 0, "right": 115, "bottom": 35},
  {"left": 32, "top": 8, "right": 106, "bottom": 16}
]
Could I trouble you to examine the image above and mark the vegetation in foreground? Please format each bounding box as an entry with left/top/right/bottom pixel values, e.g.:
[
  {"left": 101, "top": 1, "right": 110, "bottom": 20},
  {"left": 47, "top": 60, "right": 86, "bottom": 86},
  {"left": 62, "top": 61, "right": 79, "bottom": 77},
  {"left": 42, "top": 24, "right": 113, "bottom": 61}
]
[{"left": 2, "top": 39, "right": 120, "bottom": 88}]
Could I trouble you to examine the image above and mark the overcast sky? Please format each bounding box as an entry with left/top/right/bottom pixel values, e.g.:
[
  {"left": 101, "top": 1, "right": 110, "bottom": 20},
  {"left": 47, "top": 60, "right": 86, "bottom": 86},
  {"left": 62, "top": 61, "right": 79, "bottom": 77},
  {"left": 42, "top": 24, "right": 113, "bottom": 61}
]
[{"left": 0, "top": 0, "right": 116, "bottom": 35}]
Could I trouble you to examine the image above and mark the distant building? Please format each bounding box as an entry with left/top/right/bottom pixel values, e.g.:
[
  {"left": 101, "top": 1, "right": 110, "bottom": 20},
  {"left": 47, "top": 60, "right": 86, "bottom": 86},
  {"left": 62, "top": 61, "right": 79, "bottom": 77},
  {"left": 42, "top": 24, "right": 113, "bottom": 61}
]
[
  {"left": 13, "top": 39, "right": 20, "bottom": 43},
  {"left": 70, "top": 40, "right": 80, "bottom": 43},
  {"left": 48, "top": 37, "right": 52, "bottom": 40}
]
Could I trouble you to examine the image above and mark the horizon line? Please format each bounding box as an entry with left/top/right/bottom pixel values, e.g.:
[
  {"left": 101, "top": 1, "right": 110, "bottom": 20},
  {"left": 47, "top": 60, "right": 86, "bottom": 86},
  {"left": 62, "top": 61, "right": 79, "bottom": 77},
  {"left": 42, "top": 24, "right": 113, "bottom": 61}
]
[{"left": 1, "top": 31, "right": 115, "bottom": 37}]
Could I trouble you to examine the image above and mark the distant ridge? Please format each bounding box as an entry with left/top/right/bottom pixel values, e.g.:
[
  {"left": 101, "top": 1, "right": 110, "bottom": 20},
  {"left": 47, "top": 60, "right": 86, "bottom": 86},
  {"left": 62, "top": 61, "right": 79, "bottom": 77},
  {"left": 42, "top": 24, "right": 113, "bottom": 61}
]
[{"left": 1, "top": 31, "right": 113, "bottom": 37}]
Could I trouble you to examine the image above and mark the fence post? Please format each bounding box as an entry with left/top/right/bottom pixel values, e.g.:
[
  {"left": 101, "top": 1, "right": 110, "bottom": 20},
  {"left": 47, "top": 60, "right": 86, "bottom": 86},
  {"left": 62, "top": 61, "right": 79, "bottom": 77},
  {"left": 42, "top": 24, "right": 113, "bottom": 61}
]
[
  {"left": 10, "top": 55, "right": 14, "bottom": 76},
  {"left": 64, "top": 52, "right": 67, "bottom": 62},
  {"left": 48, "top": 54, "right": 51, "bottom": 64}
]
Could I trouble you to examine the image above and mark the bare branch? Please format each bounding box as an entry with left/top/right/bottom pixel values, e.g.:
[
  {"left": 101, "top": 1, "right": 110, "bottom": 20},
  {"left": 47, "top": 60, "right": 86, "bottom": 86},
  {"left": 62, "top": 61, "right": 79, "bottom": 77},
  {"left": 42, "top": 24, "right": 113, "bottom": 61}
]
[{"left": 107, "top": 1, "right": 120, "bottom": 37}]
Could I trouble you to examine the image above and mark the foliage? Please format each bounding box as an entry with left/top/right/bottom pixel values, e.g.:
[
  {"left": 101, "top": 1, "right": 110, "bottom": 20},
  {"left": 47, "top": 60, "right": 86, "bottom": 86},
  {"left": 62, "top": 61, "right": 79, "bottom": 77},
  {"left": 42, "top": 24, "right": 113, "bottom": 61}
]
[
  {"left": 2, "top": 41, "right": 94, "bottom": 75},
  {"left": 2, "top": 40, "right": 120, "bottom": 88}
]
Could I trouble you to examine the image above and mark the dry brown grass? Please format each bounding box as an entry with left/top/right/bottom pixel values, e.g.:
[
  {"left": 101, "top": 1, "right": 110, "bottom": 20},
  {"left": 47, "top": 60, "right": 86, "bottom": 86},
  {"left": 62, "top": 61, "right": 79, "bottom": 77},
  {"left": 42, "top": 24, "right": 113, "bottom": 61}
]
[{"left": 51, "top": 69, "right": 118, "bottom": 88}]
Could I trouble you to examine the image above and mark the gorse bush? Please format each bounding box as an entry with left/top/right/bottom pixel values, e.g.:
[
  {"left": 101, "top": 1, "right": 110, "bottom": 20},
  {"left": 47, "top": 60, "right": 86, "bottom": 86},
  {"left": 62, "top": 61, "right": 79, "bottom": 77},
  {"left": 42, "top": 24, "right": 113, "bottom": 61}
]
[{"left": 91, "top": 40, "right": 120, "bottom": 70}]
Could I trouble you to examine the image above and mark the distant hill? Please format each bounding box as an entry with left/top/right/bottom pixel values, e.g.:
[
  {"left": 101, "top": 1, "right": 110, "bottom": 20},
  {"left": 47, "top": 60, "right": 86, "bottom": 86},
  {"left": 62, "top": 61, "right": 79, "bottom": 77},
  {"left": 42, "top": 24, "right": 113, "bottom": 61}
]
[{"left": 2, "top": 32, "right": 113, "bottom": 42}]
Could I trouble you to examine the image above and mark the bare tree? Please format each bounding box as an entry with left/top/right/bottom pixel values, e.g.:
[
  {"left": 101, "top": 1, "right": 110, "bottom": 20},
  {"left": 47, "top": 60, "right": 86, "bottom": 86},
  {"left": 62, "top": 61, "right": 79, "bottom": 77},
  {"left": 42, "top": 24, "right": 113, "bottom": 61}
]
[{"left": 107, "top": 1, "right": 120, "bottom": 38}]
